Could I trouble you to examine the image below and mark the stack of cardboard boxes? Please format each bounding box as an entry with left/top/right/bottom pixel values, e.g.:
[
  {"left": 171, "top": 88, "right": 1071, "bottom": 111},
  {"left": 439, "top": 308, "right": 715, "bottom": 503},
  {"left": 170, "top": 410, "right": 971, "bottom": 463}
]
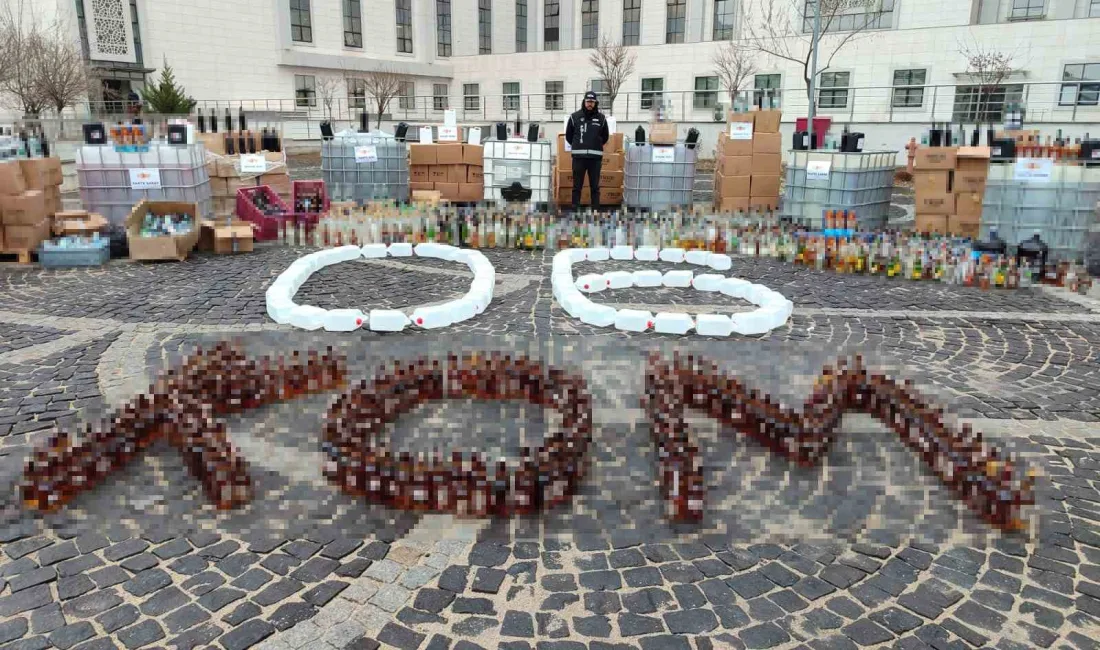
[
  {"left": 553, "top": 133, "right": 625, "bottom": 206},
  {"left": 913, "top": 146, "right": 991, "bottom": 238},
  {"left": 713, "top": 109, "right": 783, "bottom": 211},
  {"left": 0, "top": 159, "right": 62, "bottom": 255},
  {"left": 206, "top": 152, "right": 289, "bottom": 217},
  {"left": 409, "top": 143, "right": 484, "bottom": 202}
]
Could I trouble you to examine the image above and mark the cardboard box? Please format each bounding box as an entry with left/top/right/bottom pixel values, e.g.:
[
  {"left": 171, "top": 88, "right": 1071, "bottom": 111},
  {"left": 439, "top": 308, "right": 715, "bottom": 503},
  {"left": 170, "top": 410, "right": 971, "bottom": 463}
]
[
  {"left": 948, "top": 215, "right": 980, "bottom": 238},
  {"left": 556, "top": 134, "right": 572, "bottom": 163},
  {"left": 749, "top": 196, "right": 779, "bottom": 211},
  {"left": 410, "top": 166, "right": 430, "bottom": 183},
  {"left": 213, "top": 221, "right": 255, "bottom": 254},
  {"left": 752, "top": 109, "right": 782, "bottom": 133},
  {"left": 410, "top": 182, "right": 435, "bottom": 192},
  {"left": 956, "top": 146, "right": 992, "bottom": 170},
  {"left": 458, "top": 183, "right": 482, "bottom": 202},
  {"left": 727, "top": 112, "right": 755, "bottom": 128},
  {"left": 462, "top": 144, "right": 484, "bottom": 166},
  {"left": 916, "top": 193, "right": 955, "bottom": 215},
  {"left": 409, "top": 144, "right": 437, "bottom": 166},
  {"left": 213, "top": 197, "right": 236, "bottom": 217},
  {"left": 208, "top": 178, "right": 230, "bottom": 196},
  {"left": 752, "top": 153, "right": 782, "bottom": 175},
  {"left": 197, "top": 133, "right": 225, "bottom": 155},
  {"left": 554, "top": 169, "right": 573, "bottom": 188},
  {"left": 599, "top": 169, "right": 624, "bottom": 187},
  {"left": 913, "top": 171, "right": 951, "bottom": 195},
  {"left": 602, "top": 187, "right": 624, "bottom": 204},
  {"left": 955, "top": 192, "right": 984, "bottom": 220},
  {"left": 607, "top": 132, "right": 625, "bottom": 152},
  {"left": 435, "top": 182, "right": 459, "bottom": 200},
  {"left": 915, "top": 214, "right": 950, "bottom": 235},
  {"left": 603, "top": 152, "right": 624, "bottom": 172},
  {"left": 953, "top": 170, "right": 987, "bottom": 195},
  {"left": 226, "top": 178, "right": 252, "bottom": 195},
  {"left": 447, "top": 165, "right": 468, "bottom": 184},
  {"left": 53, "top": 212, "right": 108, "bottom": 236},
  {"left": 752, "top": 132, "right": 783, "bottom": 154},
  {"left": 717, "top": 155, "right": 753, "bottom": 178},
  {"left": 216, "top": 158, "right": 239, "bottom": 178},
  {"left": 436, "top": 144, "right": 464, "bottom": 165},
  {"left": 650, "top": 122, "right": 677, "bottom": 145},
  {"left": 0, "top": 161, "right": 26, "bottom": 195},
  {"left": 715, "top": 173, "right": 751, "bottom": 198},
  {"left": 18, "top": 159, "right": 51, "bottom": 190},
  {"left": 467, "top": 167, "right": 484, "bottom": 183},
  {"left": 429, "top": 167, "right": 449, "bottom": 183},
  {"left": 914, "top": 147, "right": 958, "bottom": 171},
  {"left": 411, "top": 190, "right": 442, "bottom": 205},
  {"left": 3, "top": 218, "right": 50, "bottom": 251},
  {"left": 260, "top": 173, "right": 291, "bottom": 194},
  {"left": 750, "top": 175, "right": 781, "bottom": 198},
  {"left": 0, "top": 190, "right": 47, "bottom": 226},
  {"left": 717, "top": 132, "right": 754, "bottom": 158},
  {"left": 718, "top": 196, "right": 751, "bottom": 212},
  {"left": 125, "top": 200, "right": 201, "bottom": 262}
]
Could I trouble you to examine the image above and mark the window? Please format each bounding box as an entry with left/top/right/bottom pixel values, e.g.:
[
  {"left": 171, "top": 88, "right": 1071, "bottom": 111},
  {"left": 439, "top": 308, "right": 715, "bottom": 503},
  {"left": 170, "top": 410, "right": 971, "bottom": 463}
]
[
  {"left": 1092, "top": 0, "right": 1100, "bottom": 17},
  {"left": 290, "top": 0, "right": 312, "bottom": 43},
  {"left": 464, "top": 83, "right": 480, "bottom": 111},
  {"left": 544, "top": 0, "right": 560, "bottom": 51},
  {"left": 516, "top": 0, "right": 528, "bottom": 52},
  {"left": 396, "top": 0, "right": 413, "bottom": 53},
  {"left": 1009, "top": 0, "right": 1044, "bottom": 19},
  {"left": 582, "top": 0, "right": 599, "bottom": 48},
  {"left": 952, "top": 84, "right": 1024, "bottom": 123},
  {"left": 666, "top": 0, "right": 685, "bottom": 43},
  {"left": 545, "top": 81, "right": 564, "bottom": 111},
  {"left": 693, "top": 76, "right": 718, "bottom": 109},
  {"left": 802, "top": 0, "right": 894, "bottom": 32},
  {"left": 590, "top": 79, "right": 609, "bottom": 106},
  {"left": 891, "top": 69, "right": 926, "bottom": 108},
  {"left": 433, "top": 84, "right": 449, "bottom": 111},
  {"left": 818, "top": 71, "right": 850, "bottom": 109},
  {"left": 713, "top": 0, "right": 734, "bottom": 40},
  {"left": 437, "top": 0, "right": 451, "bottom": 56},
  {"left": 503, "top": 82, "right": 520, "bottom": 111},
  {"left": 623, "top": 0, "right": 641, "bottom": 46},
  {"left": 398, "top": 80, "right": 415, "bottom": 110},
  {"left": 754, "top": 74, "right": 781, "bottom": 106},
  {"left": 348, "top": 78, "right": 366, "bottom": 109},
  {"left": 343, "top": 0, "right": 362, "bottom": 47},
  {"left": 1059, "top": 63, "right": 1100, "bottom": 107},
  {"left": 295, "top": 74, "right": 316, "bottom": 107},
  {"left": 641, "top": 78, "right": 663, "bottom": 110},
  {"left": 479, "top": 0, "right": 492, "bottom": 53}
]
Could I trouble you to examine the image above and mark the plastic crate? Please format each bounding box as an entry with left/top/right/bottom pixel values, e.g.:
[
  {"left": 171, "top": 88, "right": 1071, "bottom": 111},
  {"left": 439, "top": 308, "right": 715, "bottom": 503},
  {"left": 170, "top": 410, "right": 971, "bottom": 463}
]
[
  {"left": 783, "top": 150, "right": 896, "bottom": 228},
  {"left": 292, "top": 179, "right": 330, "bottom": 215},
  {"left": 236, "top": 185, "right": 291, "bottom": 242},
  {"left": 38, "top": 238, "right": 111, "bottom": 268},
  {"left": 624, "top": 142, "right": 697, "bottom": 210},
  {"left": 322, "top": 135, "right": 409, "bottom": 202}
]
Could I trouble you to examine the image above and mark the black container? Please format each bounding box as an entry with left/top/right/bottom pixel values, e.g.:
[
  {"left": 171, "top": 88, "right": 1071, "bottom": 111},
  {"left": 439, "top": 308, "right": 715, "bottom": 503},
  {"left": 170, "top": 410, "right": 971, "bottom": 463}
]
[
  {"left": 527, "top": 123, "right": 539, "bottom": 142},
  {"left": 167, "top": 124, "right": 187, "bottom": 145},
  {"left": 1016, "top": 232, "right": 1048, "bottom": 280},
  {"left": 793, "top": 130, "right": 809, "bottom": 151},
  {"left": 394, "top": 122, "right": 409, "bottom": 142},
  {"left": 634, "top": 125, "right": 646, "bottom": 144},
  {"left": 197, "top": 112, "right": 206, "bottom": 133},
  {"left": 359, "top": 112, "right": 369, "bottom": 133},
  {"left": 238, "top": 108, "right": 246, "bottom": 132},
  {"left": 685, "top": 128, "right": 699, "bottom": 150},
  {"left": 319, "top": 121, "right": 334, "bottom": 140},
  {"left": 929, "top": 123, "right": 943, "bottom": 147},
  {"left": 83, "top": 123, "right": 107, "bottom": 145},
  {"left": 990, "top": 138, "right": 1016, "bottom": 163},
  {"left": 973, "top": 229, "right": 1007, "bottom": 256},
  {"left": 1080, "top": 139, "right": 1100, "bottom": 165},
  {"left": 224, "top": 108, "right": 232, "bottom": 133},
  {"left": 495, "top": 123, "right": 508, "bottom": 141},
  {"left": 210, "top": 108, "right": 218, "bottom": 133},
  {"left": 840, "top": 131, "right": 865, "bottom": 153}
]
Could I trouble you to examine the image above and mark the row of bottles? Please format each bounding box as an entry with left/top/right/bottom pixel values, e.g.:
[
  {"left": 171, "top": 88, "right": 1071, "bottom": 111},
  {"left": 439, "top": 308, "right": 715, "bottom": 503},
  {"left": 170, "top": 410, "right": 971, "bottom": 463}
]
[
  {"left": 0, "top": 125, "right": 51, "bottom": 160},
  {"left": 322, "top": 353, "right": 592, "bottom": 516},
  {"left": 646, "top": 354, "right": 1035, "bottom": 530},
  {"left": 22, "top": 344, "right": 348, "bottom": 512}
]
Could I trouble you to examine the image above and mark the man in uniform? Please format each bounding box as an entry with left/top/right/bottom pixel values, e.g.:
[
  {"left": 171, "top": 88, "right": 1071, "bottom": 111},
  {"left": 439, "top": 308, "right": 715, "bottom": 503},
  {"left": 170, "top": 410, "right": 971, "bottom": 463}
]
[{"left": 565, "top": 90, "right": 610, "bottom": 212}]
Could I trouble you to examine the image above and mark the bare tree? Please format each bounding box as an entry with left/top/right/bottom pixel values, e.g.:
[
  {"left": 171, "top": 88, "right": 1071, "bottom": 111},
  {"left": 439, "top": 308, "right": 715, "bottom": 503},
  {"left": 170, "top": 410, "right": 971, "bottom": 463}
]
[
  {"left": 314, "top": 74, "right": 341, "bottom": 120},
  {"left": 588, "top": 36, "right": 636, "bottom": 115},
  {"left": 35, "top": 23, "right": 89, "bottom": 119},
  {"left": 0, "top": 1, "right": 48, "bottom": 116},
  {"left": 744, "top": 0, "right": 878, "bottom": 107},
  {"left": 360, "top": 67, "right": 406, "bottom": 129},
  {"left": 958, "top": 37, "right": 1019, "bottom": 127},
  {"left": 713, "top": 41, "right": 757, "bottom": 106}
]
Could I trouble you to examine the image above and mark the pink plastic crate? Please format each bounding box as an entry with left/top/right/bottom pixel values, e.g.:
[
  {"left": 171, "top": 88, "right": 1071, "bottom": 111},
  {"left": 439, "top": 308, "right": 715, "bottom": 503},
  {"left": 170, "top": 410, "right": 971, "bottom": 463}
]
[
  {"left": 236, "top": 185, "right": 291, "bottom": 242},
  {"left": 292, "top": 180, "right": 330, "bottom": 215}
]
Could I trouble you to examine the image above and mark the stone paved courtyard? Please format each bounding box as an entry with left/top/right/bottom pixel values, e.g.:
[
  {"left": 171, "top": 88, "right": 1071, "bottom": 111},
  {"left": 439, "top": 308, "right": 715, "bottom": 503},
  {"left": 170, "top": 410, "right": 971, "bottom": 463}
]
[{"left": 1, "top": 245, "right": 1100, "bottom": 650}]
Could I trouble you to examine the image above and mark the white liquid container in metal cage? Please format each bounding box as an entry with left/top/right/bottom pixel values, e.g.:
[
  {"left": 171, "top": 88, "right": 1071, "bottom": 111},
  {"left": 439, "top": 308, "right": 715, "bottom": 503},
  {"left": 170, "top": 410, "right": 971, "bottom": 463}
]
[
  {"left": 783, "top": 150, "right": 895, "bottom": 229},
  {"left": 624, "top": 142, "right": 697, "bottom": 210},
  {"left": 482, "top": 139, "right": 552, "bottom": 204},
  {"left": 981, "top": 162, "right": 1100, "bottom": 262},
  {"left": 322, "top": 133, "right": 409, "bottom": 203}
]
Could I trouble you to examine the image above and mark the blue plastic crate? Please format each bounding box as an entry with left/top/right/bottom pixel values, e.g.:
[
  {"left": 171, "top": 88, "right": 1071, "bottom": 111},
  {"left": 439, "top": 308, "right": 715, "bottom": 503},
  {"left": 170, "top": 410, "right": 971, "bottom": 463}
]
[{"left": 38, "top": 239, "right": 111, "bottom": 268}]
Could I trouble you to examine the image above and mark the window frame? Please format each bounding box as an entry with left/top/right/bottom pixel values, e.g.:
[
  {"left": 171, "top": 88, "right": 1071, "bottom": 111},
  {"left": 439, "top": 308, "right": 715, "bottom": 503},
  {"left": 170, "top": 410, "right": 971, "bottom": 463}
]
[
  {"left": 463, "top": 83, "right": 481, "bottom": 112},
  {"left": 693, "top": 76, "right": 718, "bottom": 110},
  {"left": 640, "top": 77, "right": 664, "bottom": 110},
  {"left": 437, "top": 0, "right": 452, "bottom": 57},
  {"left": 817, "top": 71, "right": 851, "bottom": 110},
  {"left": 622, "top": 0, "right": 641, "bottom": 46},
  {"left": 396, "top": 0, "right": 414, "bottom": 54},
  {"left": 290, "top": 0, "right": 312, "bottom": 43},
  {"left": 801, "top": 0, "right": 895, "bottom": 33},
  {"left": 503, "top": 81, "right": 521, "bottom": 112},
  {"left": 1058, "top": 63, "right": 1100, "bottom": 107},
  {"left": 890, "top": 68, "right": 926, "bottom": 109},
  {"left": 516, "top": 0, "right": 528, "bottom": 52},
  {"left": 589, "top": 79, "right": 609, "bottom": 107},
  {"left": 545, "top": 80, "right": 565, "bottom": 112},
  {"left": 753, "top": 73, "right": 782, "bottom": 106},
  {"left": 1091, "top": 0, "right": 1100, "bottom": 18},
  {"left": 544, "top": 0, "right": 560, "bottom": 51},
  {"left": 582, "top": 0, "right": 599, "bottom": 48},
  {"left": 666, "top": 0, "right": 686, "bottom": 44},
  {"left": 1008, "top": 0, "right": 1045, "bottom": 20},
  {"left": 347, "top": 78, "right": 366, "bottom": 110},
  {"left": 433, "top": 84, "right": 449, "bottom": 111},
  {"left": 343, "top": 0, "right": 363, "bottom": 48},
  {"left": 951, "top": 83, "right": 1024, "bottom": 123},
  {"left": 294, "top": 74, "right": 316, "bottom": 108},
  {"left": 398, "top": 80, "right": 416, "bottom": 111},
  {"left": 479, "top": 0, "right": 492, "bottom": 54},
  {"left": 713, "top": 0, "right": 734, "bottom": 41}
]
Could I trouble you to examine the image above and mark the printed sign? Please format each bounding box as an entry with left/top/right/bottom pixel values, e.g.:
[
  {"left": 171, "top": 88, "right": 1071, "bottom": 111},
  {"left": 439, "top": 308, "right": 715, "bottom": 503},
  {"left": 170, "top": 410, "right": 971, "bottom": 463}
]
[
  {"left": 651, "top": 147, "right": 675, "bottom": 163},
  {"left": 443, "top": 109, "right": 457, "bottom": 127},
  {"left": 504, "top": 142, "right": 532, "bottom": 160},
  {"left": 129, "top": 168, "right": 162, "bottom": 190},
  {"left": 807, "top": 161, "right": 831, "bottom": 181},
  {"left": 239, "top": 154, "right": 267, "bottom": 174},
  {"left": 1013, "top": 157, "right": 1053, "bottom": 182},
  {"left": 419, "top": 126, "right": 434, "bottom": 144},
  {"left": 729, "top": 122, "right": 754, "bottom": 141},
  {"left": 438, "top": 126, "right": 459, "bottom": 142},
  {"left": 468, "top": 127, "right": 482, "bottom": 146},
  {"left": 355, "top": 145, "right": 378, "bottom": 164}
]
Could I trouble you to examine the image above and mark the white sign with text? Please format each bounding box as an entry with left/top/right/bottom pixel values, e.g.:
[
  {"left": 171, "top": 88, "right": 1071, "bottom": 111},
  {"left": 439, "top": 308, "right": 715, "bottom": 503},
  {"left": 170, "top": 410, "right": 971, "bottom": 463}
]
[
  {"left": 239, "top": 154, "right": 267, "bottom": 174},
  {"left": 1013, "top": 158, "right": 1054, "bottom": 182},
  {"left": 729, "top": 122, "right": 754, "bottom": 141},
  {"left": 355, "top": 145, "right": 378, "bottom": 164},
  {"left": 438, "top": 126, "right": 459, "bottom": 142},
  {"left": 129, "top": 168, "right": 162, "bottom": 190},
  {"left": 807, "top": 161, "right": 832, "bottom": 181},
  {"left": 651, "top": 147, "right": 675, "bottom": 163}
]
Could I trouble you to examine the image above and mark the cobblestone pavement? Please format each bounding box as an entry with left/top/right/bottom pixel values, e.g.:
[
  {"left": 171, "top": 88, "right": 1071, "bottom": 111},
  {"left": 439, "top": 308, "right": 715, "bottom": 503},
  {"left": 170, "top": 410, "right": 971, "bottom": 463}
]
[{"left": 1, "top": 246, "right": 1100, "bottom": 650}]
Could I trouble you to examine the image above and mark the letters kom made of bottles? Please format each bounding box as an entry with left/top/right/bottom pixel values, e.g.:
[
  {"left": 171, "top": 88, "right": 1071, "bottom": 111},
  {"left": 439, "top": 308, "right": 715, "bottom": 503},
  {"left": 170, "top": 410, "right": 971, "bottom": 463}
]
[{"left": 21, "top": 344, "right": 1035, "bottom": 531}]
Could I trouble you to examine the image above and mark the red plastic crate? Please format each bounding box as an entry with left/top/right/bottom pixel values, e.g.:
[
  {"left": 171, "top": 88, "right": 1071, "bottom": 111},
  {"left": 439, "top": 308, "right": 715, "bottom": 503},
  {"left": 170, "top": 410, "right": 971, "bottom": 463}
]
[
  {"left": 292, "top": 180, "right": 330, "bottom": 215},
  {"left": 236, "top": 185, "right": 291, "bottom": 242}
]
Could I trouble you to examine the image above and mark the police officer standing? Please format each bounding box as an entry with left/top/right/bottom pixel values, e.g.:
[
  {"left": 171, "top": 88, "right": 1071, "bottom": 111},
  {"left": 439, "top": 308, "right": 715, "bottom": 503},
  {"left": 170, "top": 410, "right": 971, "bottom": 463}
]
[{"left": 565, "top": 90, "right": 610, "bottom": 212}]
